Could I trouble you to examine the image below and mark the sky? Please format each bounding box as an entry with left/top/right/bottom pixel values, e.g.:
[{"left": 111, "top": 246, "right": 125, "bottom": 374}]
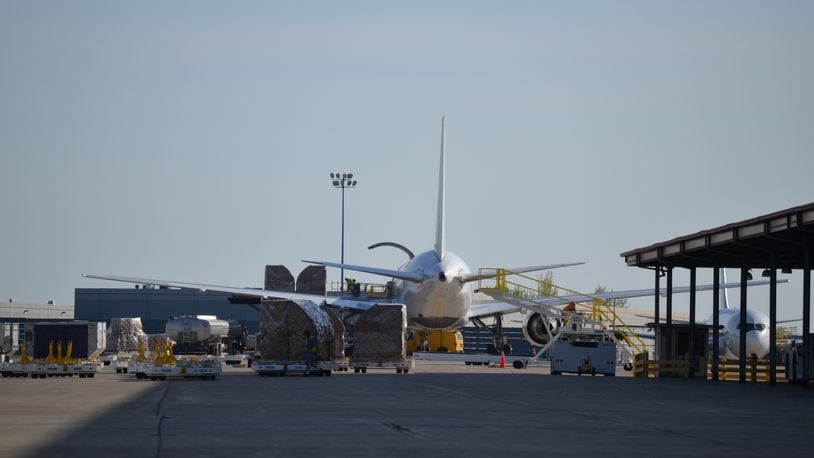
[{"left": 1, "top": 1, "right": 812, "bottom": 327}]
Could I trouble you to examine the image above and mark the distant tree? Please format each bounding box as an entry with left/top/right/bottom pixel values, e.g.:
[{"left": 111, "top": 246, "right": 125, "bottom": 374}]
[
  {"left": 777, "top": 325, "right": 798, "bottom": 339},
  {"left": 594, "top": 284, "right": 628, "bottom": 309},
  {"left": 504, "top": 271, "right": 558, "bottom": 299},
  {"left": 537, "top": 271, "right": 558, "bottom": 297}
]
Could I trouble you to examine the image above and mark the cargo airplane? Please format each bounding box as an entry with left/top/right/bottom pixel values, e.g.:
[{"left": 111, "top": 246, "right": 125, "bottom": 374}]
[
  {"left": 84, "top": 118, "right": 779, "bottom": 347},
  {"left": 707, "top": 269, "right": 796, "bottom": 359}
]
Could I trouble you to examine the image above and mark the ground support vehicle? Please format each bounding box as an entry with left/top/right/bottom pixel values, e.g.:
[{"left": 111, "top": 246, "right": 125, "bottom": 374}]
[
  {"left": 128, "top": 360, "right": 149, "bottom": 379},
  {"left": 0, "top": 362, "right": 29, "bottom": 378},
  {"left": 252, "top": 360, "right": 336, "bottom": 377},
  {"left": 223, "top": 354, "right": 247, "bottom": 366},
  {"left": 350, "top": 358, "right": 413, "bottom": 374},
  {"left": 145, "top": 362, "right": 222, "bottom": 381},
  {"left": 550, "top": 339, "right": 616, "bottom": 376},
  {"left": 70, "top": 362, "right": 101, "bottom": 378},
  {"left": 27, "top": 363, "right": 48, "bottom": 379},
  {"left": 115, "top": 360, "right": 129, "bottom": 374},
  {"left": 412, "top": 351, "right": 531, "bottom": 369},
  {"left": 333, "top": 357, "right": 350, "bottom": 372},
  {"left": 100, "top": 354, "right": 135, "bottom": 373},
  {"left": 45, "top": 363, "right": 74, "bottom": 377}
]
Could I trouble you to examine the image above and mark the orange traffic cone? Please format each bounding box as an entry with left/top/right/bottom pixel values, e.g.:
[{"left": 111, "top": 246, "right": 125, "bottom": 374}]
[{"left": 499, "top": 351, "right": 506, "bottom": 368}]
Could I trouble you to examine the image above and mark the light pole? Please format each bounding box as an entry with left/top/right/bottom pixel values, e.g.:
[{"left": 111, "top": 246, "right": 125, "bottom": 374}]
[{"left": 330, "top": 172, "right": 357, "bottom": 291}]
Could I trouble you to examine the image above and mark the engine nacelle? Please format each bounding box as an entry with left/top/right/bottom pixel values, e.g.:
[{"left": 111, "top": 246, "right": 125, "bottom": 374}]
[{"left": 521, "top": 312, "right": 560, "bottom": 347}]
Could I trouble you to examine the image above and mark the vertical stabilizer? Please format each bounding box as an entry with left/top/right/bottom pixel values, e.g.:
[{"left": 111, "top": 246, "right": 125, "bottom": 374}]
[
  {"left": 720, "top": 268, "right": 730, "bottom": 309},
  {"left": 435, "top": 116, "right": 446, "bottom": 260}
]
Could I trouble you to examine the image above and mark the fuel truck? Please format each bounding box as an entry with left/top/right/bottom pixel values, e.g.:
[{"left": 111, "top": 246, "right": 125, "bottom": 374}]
[{"left": 165, "top": 315, "right": 246, "bottom": 355}]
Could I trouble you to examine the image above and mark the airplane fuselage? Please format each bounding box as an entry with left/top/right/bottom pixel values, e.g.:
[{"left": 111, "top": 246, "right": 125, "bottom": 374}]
[
  {"left": 707, "top": 308, "right": 771, "bottom": 359},
  {"left": 392, "top": 250, "right": 474, "bottom": 330}
]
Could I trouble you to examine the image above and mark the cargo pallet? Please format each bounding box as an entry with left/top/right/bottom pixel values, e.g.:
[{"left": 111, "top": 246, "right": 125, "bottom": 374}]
[
  {"left": 350, "top": 358, "right": 413, "bottom": 374},
  {"left": 253, "top": 360, "right": 336, "bottom": 377}
]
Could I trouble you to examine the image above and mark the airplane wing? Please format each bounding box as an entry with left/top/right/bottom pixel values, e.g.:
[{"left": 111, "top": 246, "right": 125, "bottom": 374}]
[
  {"left": 82, "top": 274, "right": 376, "bottom": 311},
  {"left": 301, "top": 260, "right": 430, "bottom": 282},
  {"left": 458, "top": 262, "right": 585, "bottom": 284},
  {"left": 467, "top": 279, "right": 787, "bottom": 320}
]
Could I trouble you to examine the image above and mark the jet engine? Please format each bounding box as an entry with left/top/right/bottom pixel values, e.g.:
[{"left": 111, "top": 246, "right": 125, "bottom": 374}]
[{"left": 521, "top": 312, "right": 561, "bottom": 347}]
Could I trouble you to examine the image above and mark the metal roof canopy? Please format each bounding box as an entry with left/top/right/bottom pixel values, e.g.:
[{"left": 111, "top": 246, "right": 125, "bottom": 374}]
[
  {"left": 619, "top": 202, "right": 814, "bottom": 387},
  {"left": 621, "top": 202, "right": 814, "bottom": 269}
]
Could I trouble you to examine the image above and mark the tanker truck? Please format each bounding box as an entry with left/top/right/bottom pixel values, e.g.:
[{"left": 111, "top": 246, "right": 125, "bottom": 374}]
[{"left": 165, "top": 315, "right": 245, "bottom": 356}]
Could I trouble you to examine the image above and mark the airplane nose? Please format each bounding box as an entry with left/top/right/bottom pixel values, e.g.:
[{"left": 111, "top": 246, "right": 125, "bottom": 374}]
[{"left": 745, "top": 331, "right": 768, "bottom": 359}]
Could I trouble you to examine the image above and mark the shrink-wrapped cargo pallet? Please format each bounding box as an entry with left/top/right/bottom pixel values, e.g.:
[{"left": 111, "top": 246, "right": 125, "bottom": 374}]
[
  {"left": 320, "top": 305, "right": 346, "bottom": 358},
  {"left": 258, "top": 299, "right": 336, "bottom": 361},
  {"left": 352, "top": 304, "right": 406, "bottom": 361},
  {"left": 106, "top": 318, "right": 149, "bottom": 352}
]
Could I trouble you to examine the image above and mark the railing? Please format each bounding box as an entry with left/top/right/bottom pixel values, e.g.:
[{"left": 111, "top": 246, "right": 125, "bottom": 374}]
[
  {"left": 633, "top": 352, "right": 791, "bottom": 383},
  {"left": 709, "top": 358, "right": 787, "bottom": 383},
  {"left": 631, "top": 353, "right": 690, "bottom": 378}
]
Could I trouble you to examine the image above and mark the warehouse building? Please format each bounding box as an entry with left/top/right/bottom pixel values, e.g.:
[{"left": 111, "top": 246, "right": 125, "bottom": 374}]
[{"left": 75, "top": 287, "right": 259, "bottom": 334}]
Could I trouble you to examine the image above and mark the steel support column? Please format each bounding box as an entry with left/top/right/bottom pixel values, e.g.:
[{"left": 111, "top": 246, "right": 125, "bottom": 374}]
[
  {"left": 739, "top": 266, "right": 748, "bottom": 383},
  {"left": 654, "top": 267, "right": 660, "bottom": 328},
  {"left": 769, "top": 262, "right": 777, "bottom": 386},
  {"left": 688, "top": 267, "right": 696, "bottom": 379},
  {"left": 803, "top": 249, "right": 811, "bottom": 389},
  {"left": 666, "top": 267, "right": 673, "bottom": 362},
  {"left": 712, "top": 267, "right": 720, "bottom": 381}
]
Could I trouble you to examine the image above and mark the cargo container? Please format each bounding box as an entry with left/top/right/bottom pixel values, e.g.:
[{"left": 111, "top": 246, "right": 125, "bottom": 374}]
[
  {"left": 22, "top": 321, "right": 106, "bottom": 360},
  {"left": 0, "top": 322, "right": 20, "bottom": 357}
]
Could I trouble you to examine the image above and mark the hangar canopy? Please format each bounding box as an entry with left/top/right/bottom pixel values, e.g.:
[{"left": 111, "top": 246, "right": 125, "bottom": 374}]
[
  {"left": 621, "top": 202, "right": 814, "bottom": 269},
  {"left": 620, "top": 202, "right": 813, "bottom": 387}
]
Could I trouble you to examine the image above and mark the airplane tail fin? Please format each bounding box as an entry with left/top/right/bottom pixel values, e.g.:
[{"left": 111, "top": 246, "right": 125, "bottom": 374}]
[
  {"left": 720, "top": 268, "right": 730, "bottom": 309},
  {"left": 435, "top": 116, "right": 446, "bottom": 260}
]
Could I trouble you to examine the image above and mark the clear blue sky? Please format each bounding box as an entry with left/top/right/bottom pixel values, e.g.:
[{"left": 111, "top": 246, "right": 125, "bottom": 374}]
[{"left": 1, "top": 1, "right": 812, "bottom": 326}]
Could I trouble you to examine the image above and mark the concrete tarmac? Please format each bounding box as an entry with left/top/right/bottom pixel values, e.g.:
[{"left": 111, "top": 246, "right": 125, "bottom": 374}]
[{"left": 1, "top": 361, "right": 813, "bottom": 457}]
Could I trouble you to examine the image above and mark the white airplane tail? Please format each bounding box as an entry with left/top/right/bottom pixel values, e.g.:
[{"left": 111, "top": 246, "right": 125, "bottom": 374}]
[
  {"left": 720, "top": 268, "right": 730, "bottom": 309},
  {"left": 435, "top": 116, "right": 446, "bottom": 260}
]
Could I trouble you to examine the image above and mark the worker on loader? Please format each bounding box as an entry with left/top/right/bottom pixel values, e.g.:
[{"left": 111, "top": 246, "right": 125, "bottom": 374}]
[{"left": 304, "top": 330, "right": 318, "bottom": 368}]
